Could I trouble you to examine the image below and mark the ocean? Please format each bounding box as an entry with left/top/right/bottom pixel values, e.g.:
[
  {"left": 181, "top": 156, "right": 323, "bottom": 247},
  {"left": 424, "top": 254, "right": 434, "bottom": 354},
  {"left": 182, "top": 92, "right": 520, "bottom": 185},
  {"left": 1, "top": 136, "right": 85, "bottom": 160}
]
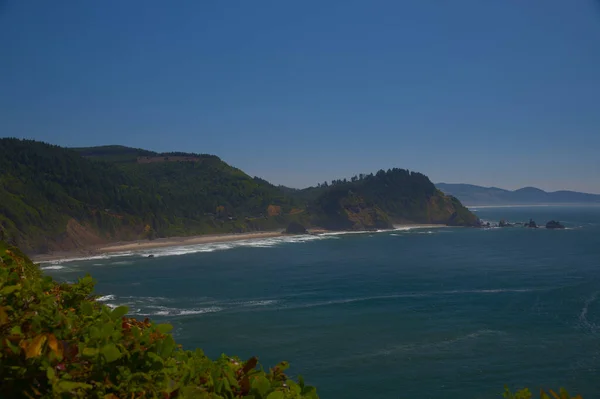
[{"left": 43, "top": 206, "right": 600, "bottom": 398}]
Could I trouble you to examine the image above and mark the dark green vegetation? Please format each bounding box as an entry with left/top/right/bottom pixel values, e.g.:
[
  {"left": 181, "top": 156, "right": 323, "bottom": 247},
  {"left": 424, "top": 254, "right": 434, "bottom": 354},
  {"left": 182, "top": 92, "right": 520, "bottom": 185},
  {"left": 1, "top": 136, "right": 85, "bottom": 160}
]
[
  {"left": 304, "top": 170, "right": 477, "bottom": 230},
  {"left": 0, "top": 138, "right": 476, "bottom": 254},
  {"left": 0, "top": 241, "right": 319, "bottom": 398},
  {"left": 0, "top": 242, "right": 585, "bottom": 398},
  {"left": 0, "top": 139, "right": 303, "bottom": 253},
  {"left": 436, "top": 183, "right": 600, "bottom": 206}
]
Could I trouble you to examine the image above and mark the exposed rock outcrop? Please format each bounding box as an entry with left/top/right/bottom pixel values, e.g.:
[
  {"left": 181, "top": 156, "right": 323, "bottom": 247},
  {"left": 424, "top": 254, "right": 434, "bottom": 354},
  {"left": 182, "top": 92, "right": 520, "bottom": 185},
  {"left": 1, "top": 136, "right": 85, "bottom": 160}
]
[
  {"left": 285, "top": 222, "right": 308, "bottom": 235},
  {"left": 545, "top": 220, "right": 565, "bottom": 229}
]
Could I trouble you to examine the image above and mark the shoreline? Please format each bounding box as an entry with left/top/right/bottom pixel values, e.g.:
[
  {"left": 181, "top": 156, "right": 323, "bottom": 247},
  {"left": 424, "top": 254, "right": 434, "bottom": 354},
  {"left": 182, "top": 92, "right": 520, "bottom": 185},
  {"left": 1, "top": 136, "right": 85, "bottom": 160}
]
[
  {"left": 31, "top": 224, "right": 447, "bottom": 263},
  {"left": 31, "top": 230, "right": 287, "bottom": 263}
]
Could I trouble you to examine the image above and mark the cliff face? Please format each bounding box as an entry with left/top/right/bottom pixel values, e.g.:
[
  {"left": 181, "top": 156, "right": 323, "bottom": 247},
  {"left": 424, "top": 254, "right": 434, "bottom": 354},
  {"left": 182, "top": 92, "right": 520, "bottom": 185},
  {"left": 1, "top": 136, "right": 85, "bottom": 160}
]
[
  {"left": 310, "top": 192, "right": 392, "bottom": 231},
  {"left": 426, "top": 193, "right": 478, "bottom": 226}
]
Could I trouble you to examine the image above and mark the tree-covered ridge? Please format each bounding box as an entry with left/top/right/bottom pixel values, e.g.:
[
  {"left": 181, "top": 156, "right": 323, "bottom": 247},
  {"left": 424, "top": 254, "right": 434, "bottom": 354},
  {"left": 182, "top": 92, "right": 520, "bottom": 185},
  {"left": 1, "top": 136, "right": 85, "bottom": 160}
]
[
  {"left": 308, "top": 168, "right": 478, "bottom": 230},
  {"left": 0, "top": 138, "right": 477, "bottom": 254},
  {"left": 0, "top": 138, "right": 304, "bottom": 252},
  {"left": 0, "top": 241, "right": 319, "bottom": 398}
]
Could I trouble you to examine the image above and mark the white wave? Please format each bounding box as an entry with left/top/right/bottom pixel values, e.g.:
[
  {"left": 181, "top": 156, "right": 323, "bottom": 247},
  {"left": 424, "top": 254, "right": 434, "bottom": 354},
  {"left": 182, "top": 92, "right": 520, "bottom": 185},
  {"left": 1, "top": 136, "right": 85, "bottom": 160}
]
[
  {"left": 319, "top": 230, "right": 373, "bottom": 236},
  {"left": 40, "top": 265, "right": 66, "bottom": 270},
  {"left": 374, "top": 329, "right": 505, "bottom": 357},
  {"left": 112, "top": 261, "right": 134, "bottom": 265},
  {"left": 580, "top": 291, "right": 599, "bottom": 330},
  {"left": 43, "top": 251, "right": 135, "bottom": 265},
  {"left": 393, "top": 225, "right": 446, "bottom": 231},
  {"left": 135, "top": 306, "right": 223, "bottom": 317},
  {"left": 286, "top": 289, "right": 535, "bottom": 310},
  {"left": 121, "top": 295, "right": 170, "bottom": 303},
  {"left": 442, "top": 288, "right": 534, "bottom": 294},
  {"left": 240, "top": 300, "right": 279, "bottom": 307},
  {"left": 97, "top": 294, "right": 116, "bottom": 302},
  {"left": 139, "top": 234, "right": 338, "bottom": 258},
  {"left": 467, "top": 204, "right": 554, "bottom": 209}
]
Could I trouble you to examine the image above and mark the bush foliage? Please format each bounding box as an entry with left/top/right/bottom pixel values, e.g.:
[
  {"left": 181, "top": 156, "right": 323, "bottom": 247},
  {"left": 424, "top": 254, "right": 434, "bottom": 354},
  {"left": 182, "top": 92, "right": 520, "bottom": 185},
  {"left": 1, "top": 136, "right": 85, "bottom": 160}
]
[{"left": 0, "top": 241, "right": 318, "bottom": 398}]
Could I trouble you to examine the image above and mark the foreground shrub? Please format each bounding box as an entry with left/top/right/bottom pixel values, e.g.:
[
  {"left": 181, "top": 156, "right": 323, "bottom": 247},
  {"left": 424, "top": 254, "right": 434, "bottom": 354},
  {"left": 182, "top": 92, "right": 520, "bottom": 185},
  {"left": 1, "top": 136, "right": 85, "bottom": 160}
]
[
  {"left": 504, "top": 387, "right": 582, "bottom": 399},
  {"left": 0, "top": 242, "right": 318, "bottom": 398}
]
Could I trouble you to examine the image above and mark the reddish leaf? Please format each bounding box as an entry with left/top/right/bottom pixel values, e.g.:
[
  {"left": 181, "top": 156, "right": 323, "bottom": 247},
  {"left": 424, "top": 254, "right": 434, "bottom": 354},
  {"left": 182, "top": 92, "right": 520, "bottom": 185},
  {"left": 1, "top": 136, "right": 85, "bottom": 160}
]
[
  {"left": 242, "top": 356, "right": 258, "bottom": 374},
  {"left": 25, "top": 334, "right": 47, "bottom": 359},
  {"left": 47, "top": 334, "right": 62, "bottom": 357}
]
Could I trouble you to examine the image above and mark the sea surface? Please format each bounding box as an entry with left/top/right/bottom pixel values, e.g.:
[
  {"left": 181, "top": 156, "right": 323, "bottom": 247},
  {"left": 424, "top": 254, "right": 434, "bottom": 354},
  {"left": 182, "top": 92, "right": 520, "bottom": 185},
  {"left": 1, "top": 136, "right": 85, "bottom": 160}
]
[{"left": 43, "top": 206, "right": 600, "bottom": 398}]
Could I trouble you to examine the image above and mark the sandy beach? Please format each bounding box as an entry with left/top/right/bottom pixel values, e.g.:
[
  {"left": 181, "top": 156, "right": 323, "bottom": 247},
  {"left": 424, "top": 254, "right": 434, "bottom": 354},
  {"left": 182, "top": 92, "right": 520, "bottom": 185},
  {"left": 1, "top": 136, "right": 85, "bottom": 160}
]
[
  {"left": 31, "top": 231, "right": 287, "bottom": 263},
  {"left": 31, "top": 224, "right": 447, "bottom": 263}
]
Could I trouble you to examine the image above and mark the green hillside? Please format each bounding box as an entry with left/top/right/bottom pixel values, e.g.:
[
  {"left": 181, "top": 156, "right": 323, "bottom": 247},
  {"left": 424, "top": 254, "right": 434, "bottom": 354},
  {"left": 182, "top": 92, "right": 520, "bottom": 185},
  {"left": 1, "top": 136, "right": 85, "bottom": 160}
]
[
  {"left": 0, "top": 139, "right": 303, "bottom": 253},
  {"left": 308, "top": 169, "right": 477, "bottom": 230},
  {"left": 0, "top": 139, "right": 477, "bottom": 254}
]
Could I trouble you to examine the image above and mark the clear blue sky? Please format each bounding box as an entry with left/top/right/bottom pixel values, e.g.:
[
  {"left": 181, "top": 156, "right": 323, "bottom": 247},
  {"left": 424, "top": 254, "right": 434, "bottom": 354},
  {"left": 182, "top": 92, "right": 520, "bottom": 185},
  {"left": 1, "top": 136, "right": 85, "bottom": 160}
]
[{"left": 1, "top": 0, "right": 599, "bottom": 193}]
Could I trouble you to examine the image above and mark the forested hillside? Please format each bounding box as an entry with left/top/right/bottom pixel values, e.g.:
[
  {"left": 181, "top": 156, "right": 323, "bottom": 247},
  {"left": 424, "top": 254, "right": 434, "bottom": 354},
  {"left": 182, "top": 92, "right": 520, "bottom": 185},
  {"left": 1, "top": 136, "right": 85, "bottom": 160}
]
[
  {"left": 0, "top": 139, "right": 303, "bottom": 252},
  {"left": 0, "top": 139, "right": 477, "bottom": 254},
  {"left": 307, "top": 169, "right": 477, "bottom": 230}
]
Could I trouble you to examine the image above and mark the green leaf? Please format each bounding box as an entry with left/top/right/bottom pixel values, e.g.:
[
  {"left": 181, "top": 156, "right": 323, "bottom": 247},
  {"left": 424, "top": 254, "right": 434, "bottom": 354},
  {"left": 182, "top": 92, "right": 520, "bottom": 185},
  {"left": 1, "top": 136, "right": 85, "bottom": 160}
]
[
  {"left": 56, "top": 380, "right": 93, "bottom": 392},
  {"left": 286, "top": 380, "right": 301, "bottom": 395},
  {"left": 0, "top": 284, "right": 21, "bottom": 296},
  {"left": 110, "top": 305, "right": 128, "bottom": 320},
  {"left": 82, "top": 347, "right": 99, "bottom": 357},
  {"left": 89, "top": 326, "right": 102, "bottom": 340},
  {"left": 79, "top": 275, "right": 94, "bottom": 286},
  {"left": 101, "top": 323, "right": 114, "bottom": 338},
  {"left": 81, "top": 301, "right": 93, "bottom": 316},
  {"left": 159, "top": 335, "right": 176, "bottom": 358},
  {"left": 266, "top": 392, "right": 284, "bottom": 399},
  {"left": 101, "top": 343, "right": 121, "bottom": 363},
  {"left": 46, "top": 366, "right": 56, "bottom": 381},
  {"left": 156, "top": 323, "right": 173, "bottom": 334},
  {"left": 147, "top": 352, "right": 164, "bottom": 370},
  {"left": 252, "top": 376, "right": 271, "bottom": 397}
]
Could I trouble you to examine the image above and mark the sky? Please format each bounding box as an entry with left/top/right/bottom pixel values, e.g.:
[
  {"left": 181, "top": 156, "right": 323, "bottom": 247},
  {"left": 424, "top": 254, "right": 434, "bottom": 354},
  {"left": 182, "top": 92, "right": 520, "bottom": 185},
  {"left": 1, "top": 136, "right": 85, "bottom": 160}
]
[{"left": 1, "top": 1, "right": 599, "bottom": 193}]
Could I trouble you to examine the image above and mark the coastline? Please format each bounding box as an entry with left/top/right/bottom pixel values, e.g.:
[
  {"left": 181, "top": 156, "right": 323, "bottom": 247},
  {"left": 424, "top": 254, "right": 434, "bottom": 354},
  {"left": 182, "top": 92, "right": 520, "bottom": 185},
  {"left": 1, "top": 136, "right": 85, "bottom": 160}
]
[
  {"left": 31, "top": 231, "right": 286, "bottom": 263},
  {"left": 31, "top": 224, "right": 447, "bottom": 263}
]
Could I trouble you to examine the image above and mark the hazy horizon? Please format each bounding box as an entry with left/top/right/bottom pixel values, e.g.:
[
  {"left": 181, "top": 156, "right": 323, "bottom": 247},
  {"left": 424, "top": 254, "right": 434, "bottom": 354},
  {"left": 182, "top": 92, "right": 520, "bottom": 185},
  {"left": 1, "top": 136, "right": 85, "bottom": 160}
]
[{"left": 2, "top": 1, "right": 599, "bottom": 193}]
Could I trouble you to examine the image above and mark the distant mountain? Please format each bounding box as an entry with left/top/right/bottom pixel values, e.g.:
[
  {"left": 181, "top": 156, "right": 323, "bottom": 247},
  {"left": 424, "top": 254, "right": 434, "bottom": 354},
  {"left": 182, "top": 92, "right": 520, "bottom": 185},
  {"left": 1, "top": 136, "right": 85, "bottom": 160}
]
[{"left": 436, "top": 183, "right": 600, "bottom": 206}]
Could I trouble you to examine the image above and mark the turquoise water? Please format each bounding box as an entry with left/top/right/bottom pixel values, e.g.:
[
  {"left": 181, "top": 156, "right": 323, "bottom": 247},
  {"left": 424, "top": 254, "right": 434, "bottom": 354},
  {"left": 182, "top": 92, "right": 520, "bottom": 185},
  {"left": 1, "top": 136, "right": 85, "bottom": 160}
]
[{"left": 44, "top": 206, "right": 600, "bottom": 398}]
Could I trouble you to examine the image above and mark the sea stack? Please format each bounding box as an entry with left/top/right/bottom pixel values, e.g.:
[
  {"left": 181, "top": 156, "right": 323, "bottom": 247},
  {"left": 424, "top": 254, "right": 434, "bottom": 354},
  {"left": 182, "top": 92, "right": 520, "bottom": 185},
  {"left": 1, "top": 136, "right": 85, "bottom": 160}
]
[
  {"left": 524, "top": 219, "right": 538, "bottom": 228},
  {"left": 545, "top": 220, "right": 565, "bottom": 229}
]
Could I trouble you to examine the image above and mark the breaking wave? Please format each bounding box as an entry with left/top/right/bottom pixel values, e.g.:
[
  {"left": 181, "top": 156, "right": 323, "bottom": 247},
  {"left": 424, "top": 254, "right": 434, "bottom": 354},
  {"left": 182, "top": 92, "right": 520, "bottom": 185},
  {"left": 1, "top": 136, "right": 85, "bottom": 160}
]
[{"left": 40, "top": 265, "right": 66, "bottom": 270}]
